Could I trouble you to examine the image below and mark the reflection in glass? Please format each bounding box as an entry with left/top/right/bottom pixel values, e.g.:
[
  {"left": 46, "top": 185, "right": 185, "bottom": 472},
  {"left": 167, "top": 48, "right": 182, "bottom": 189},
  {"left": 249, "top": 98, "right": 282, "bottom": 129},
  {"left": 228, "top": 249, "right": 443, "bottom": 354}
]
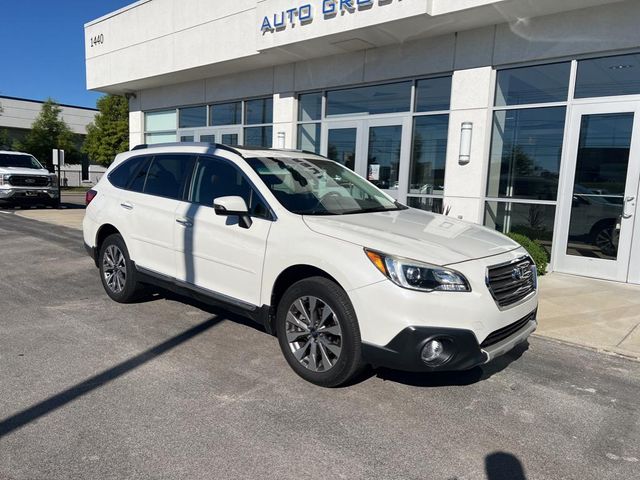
[
  {"left": 298, "top": 93, "right": 323, "bottom": 121},
  {"left": 495, "top": 63, "right": 571, "bottom": 106},
  {"left": 327, "top": 82, "right": 411, "bottom": 116},
  {"left": 409, "top": 115, "right": 449, "bottom": 195},
  {"left": 179, "top": 106, "right": 207, "bottom": 128},
  {"left": 484, "top": 201, "right": 556, "bottom": 255},
  {"left": 297, "top": 123, "right": 321, "bottom": 154},
  {"left": 415, "top": 76, "right": 452, "bottom": 112},
  {"left": 487, "top": 107, "right": 566, "bottom": 201},
  {"left": 221, "top": 134, "right": 239, "bottom": 145},
  {"left": 145, "top": 110, "right": 176, "bottom": 131},
  {"left": 145, "top": 132, "right": 176, "bottom": 144},
  {"left": 566, "top": 113, "right": 633, "bottom": 260},
  {"left": 245, "top": 98, "right": 274, "bottom": 125},
  {"left": 575, "top": 54, "right": 640, "bottom": 99},
  {"left": 407, "top": 196, "right": 444, "bottom": 214},
  {"left": 244, "top": 126, "right": 272, "bottom": 147},
  {"left": 327, "top": 128, "right": 357, "bottom": 170},
  {"left": 367, "top": 125, "right": 402, "bottom": 190},
  {"left": 210, "top": 102, "right": 242, "bottom": 126}
]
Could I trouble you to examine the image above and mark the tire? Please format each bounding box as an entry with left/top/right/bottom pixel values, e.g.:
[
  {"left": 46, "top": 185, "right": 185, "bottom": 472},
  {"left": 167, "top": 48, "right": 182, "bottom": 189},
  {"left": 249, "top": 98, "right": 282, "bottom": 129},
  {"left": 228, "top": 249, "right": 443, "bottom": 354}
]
[
  {"left": 49, "top": 198, "right": 61, "bottom": 209},
  {"left": 276, "top": 276, "right": 364, "bottom": 387},
  {"left": 98, "top": 234, "right": 143, "bottom": 303}
]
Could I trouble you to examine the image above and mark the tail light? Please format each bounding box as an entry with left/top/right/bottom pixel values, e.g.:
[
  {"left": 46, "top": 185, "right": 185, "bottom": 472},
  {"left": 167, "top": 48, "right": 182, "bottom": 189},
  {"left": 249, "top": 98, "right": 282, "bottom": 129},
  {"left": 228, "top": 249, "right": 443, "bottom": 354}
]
[{"left": 86, "top": 189, "right": 98, "bottom": 206}]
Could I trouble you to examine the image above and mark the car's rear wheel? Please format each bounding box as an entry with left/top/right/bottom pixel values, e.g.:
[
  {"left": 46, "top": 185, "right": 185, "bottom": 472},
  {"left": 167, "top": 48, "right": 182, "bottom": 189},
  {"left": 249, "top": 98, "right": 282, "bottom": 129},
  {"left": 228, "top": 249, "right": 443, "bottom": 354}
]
[
  {"left": 276, "top": 277, "right": 364, "bottom": 387},
  {"left": 99, "top": 234, "right": 143, "bottom": 303}
]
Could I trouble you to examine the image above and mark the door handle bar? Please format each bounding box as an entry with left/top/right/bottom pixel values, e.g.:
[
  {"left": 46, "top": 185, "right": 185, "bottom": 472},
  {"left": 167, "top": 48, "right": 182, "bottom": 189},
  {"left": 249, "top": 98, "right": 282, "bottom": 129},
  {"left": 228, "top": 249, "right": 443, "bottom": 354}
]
[
  {"left": 176, "top": 218, "right": 193, "bottom": 227},
  {"left": 622, "top": 196, "right": 635, "bottom": 219},
  {"left": 120, "top": 202, "right": 133, "bottom": 210}
]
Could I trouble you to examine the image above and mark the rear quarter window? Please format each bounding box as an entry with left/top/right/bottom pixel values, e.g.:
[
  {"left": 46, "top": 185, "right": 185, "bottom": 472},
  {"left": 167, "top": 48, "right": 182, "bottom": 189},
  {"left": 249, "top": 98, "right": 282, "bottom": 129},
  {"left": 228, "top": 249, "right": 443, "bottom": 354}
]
[{"left": 108, "top": 156, "right": 150, "bottom": 190}]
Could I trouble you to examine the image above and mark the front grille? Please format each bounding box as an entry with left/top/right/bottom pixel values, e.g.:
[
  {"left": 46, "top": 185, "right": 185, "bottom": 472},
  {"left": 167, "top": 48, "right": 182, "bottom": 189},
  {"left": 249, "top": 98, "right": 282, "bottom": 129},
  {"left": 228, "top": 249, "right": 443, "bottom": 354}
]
[
  {"left": 486, "top": 256, "right": 536, "bottom": 308},
  {"left": 481, "top": 310, "right": 537, "bottom": 349},
  {"left": 8, "top": 175, "right": 50, "bottom": 187}
]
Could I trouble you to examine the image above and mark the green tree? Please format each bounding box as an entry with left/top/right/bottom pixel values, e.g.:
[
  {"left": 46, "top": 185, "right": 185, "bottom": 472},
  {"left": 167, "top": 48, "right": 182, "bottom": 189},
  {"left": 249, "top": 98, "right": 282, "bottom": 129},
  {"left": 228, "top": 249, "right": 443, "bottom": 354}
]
[
  {"left": 83, "top": 95, "right": 129, "bottom": 167},
  {"left": 14, "top": 99, "right": 77, "bottom": 171},
  {"left": 0, "top": 129, "right": 11, "bottom": 150}
]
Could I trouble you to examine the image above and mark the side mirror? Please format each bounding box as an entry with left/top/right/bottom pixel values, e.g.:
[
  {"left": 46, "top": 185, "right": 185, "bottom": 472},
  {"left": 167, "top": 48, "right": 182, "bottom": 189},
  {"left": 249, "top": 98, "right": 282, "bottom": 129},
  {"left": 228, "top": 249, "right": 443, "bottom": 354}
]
[{"left": 213, "top": 196, "right": 252, "bottom": 229}]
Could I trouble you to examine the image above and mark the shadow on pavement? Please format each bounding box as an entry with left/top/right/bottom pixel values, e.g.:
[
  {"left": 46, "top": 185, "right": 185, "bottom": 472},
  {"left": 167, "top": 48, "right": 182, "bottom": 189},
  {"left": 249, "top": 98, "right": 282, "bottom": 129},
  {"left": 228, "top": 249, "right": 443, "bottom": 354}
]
[
  {"left": 0, "top": 317, "right": 222, "bottom": 438},
  {"left": 485, "top": 451, "right": 528, "bottom": 480}
]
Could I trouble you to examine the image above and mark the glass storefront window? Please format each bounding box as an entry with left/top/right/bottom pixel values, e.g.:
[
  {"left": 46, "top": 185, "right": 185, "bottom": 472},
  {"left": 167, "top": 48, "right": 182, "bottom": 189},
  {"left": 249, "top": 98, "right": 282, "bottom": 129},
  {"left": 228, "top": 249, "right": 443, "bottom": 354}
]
[
  {"left": 407, "top": 196, "right": 444, "bottom": 214},
  {"left": 487, "top": 107, "right": 566, "bottom": 201},
  {"left": 210, "top": 102, "right": 242, "bottom": 126},
  {"left": 244, "top": 126, "right": 273, "bottom": 148},
  {"left": 575, "top": 53, "right": 640, "bottom": 99},
  {"left": 297, "top": 123, "right": 321, "bottom": 154},
  {"left": 245, "top": 98, "right": 273, "bottom": 125},
  {"left": 484, "top": 201, "right": 556, "bottom": 255},
  {"left": 298, "top": 93, "right": 322, "bottom": 122},
  {"left": 409, "top": 115, "right": 449, "bottom": 195},
  {"left": 145, "top": 110, "right": 176, "bottom": 131},
  {"left": 327, "top": 81, "right": 412, "bottom": 116},
  {"left": 179, "top": 106, "right": 207, "bottom": 128},
  {"left": 145, "top": 132, "right": 176, "bottom": 144},
  {"left": 495, "top": 63, "right": 571, "bottom": 106},
  {"left": 180, "top": 135, "right": 195, "bottom": 142},
  {"left": 327, "top": 128, "right": 357, "bottom": 170},
  {"left": 367, "top": 125, "right": 402, "bottom": 190},
  {"left": 415, "top": 76, "right": 452, "bottom": 112}
]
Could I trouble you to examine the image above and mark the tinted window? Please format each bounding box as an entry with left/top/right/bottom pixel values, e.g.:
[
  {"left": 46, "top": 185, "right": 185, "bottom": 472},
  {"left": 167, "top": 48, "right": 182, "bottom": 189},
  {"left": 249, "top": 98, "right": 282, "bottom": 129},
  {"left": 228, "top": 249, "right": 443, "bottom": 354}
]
[
  {"left": 191, "top": 157, "right": 269, "bottom": 218},
  {"left": 575, "top": 54, "right": 640, "bottom": 98},
  {"left": 179, "top": 106, "right": 207, "bottom": 128},
  {"left": 495, "top": 63, "right": 571, "bottom": 106},
  {"left": 108, "top": 156, "right": 150, "bottom": 190},
  {"left": 487, "top": 107, "right": 566, "bottom": 200},
  {"left": 143, "top": 155, "right": 196, "bottom": 200},
  {"left": 244, "top": 126, "right": 273, "bottom": 148},
  {"left": 211, "top": 102, "right": 242, "bottom": 126},
  {"left": 327, "top": 82, "right": 411, "bottom": 116},
  {"left": 298, "top": 92, "right": 322, "bottom": 121},
  {"left": 245, "top": 98, "right": 273, "bottom": 125},
  {"left": 415, "top": 76, "right": 452, "bottom": 112},
  {"left": 409, "top": 115, "right": 449, "bottom": 195}
]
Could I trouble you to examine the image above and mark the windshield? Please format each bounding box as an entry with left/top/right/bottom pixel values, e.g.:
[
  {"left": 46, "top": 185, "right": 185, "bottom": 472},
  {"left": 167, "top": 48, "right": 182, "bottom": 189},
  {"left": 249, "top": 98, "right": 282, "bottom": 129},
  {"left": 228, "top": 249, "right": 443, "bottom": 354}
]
[
  {"left": 0, "top": 153, "right": 44, "bottom": 169},
  {"left": 245, "top": 156, "right": 404, "bottom": 215}
]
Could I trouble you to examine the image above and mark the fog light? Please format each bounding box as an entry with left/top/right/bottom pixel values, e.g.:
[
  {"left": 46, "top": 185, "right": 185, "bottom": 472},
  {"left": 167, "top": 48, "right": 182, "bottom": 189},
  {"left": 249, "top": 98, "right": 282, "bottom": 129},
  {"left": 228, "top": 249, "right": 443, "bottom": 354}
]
[{"left": 421, "top": 339, "right": 452, "bottom": 366}]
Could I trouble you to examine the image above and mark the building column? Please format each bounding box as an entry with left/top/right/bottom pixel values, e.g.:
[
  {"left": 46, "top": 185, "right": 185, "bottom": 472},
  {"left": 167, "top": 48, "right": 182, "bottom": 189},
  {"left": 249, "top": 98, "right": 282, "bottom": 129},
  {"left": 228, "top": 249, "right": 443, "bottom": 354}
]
[
  {"left": 272, "top": 92, "right": 296, "bottom": 149},
  {"left": 128, "top": 94, "right": 145, "bottom": 147},
  {"left": 443, "top": 67, "right": 494, "bottom": 224}
]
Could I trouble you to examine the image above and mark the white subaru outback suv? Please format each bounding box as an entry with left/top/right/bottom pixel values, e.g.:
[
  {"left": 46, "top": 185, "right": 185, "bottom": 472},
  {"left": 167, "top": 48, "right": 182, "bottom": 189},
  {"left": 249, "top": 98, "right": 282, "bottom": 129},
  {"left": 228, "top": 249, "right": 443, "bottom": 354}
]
[{"left": 83, "top": 143, "right": 538, "bottom": 387}]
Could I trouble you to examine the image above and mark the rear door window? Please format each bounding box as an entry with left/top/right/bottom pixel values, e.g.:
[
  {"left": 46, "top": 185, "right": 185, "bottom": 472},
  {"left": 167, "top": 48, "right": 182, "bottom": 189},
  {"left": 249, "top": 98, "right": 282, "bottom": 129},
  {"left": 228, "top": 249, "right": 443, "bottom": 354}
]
[{"left": 143, "top": 154, "right": 196, "bottom": 200}]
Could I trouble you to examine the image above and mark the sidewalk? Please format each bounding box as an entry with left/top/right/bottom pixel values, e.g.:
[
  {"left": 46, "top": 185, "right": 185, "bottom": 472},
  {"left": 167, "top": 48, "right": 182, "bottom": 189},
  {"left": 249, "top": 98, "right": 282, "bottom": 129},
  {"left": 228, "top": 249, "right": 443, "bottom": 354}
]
[
  {"left": 13, "top": 207, "right": 85, "bottom": 230},
  {"left": 537, "top": 272, "right": 640, "bottom": 359}
]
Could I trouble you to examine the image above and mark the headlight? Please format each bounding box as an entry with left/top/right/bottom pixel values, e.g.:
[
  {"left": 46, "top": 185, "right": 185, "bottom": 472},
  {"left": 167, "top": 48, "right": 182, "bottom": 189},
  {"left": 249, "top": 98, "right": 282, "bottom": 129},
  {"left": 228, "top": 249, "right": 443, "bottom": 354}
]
[
  {"left": 49, "top": 175, "right": 58, "bottom": 187},
  {"left": 365, "top": 249, "right": 471, "bottom": 292},
  {"left": 0, "top": 174, "right": 10, "bottom": 186}
]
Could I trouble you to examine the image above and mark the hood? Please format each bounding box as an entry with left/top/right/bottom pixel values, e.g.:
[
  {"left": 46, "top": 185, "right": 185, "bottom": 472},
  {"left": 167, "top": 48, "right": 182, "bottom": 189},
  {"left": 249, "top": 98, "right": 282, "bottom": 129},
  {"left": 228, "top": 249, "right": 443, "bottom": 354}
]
[
  {"left": 0, "top": 166, "right": 51, "bottom": 176},
  {"left": 303, "top": 208, "right": 520, "bottom": 266}
]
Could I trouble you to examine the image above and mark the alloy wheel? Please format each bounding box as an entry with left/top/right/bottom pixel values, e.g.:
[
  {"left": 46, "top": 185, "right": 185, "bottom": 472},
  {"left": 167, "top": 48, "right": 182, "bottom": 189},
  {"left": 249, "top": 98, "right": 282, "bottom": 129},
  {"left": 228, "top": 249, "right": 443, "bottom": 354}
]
[
  {"left": 285, "top": 296, "right": 342, "bottom": 372},
  {"left": 103, "top": 245, "right": 127, "bottom": 294}
]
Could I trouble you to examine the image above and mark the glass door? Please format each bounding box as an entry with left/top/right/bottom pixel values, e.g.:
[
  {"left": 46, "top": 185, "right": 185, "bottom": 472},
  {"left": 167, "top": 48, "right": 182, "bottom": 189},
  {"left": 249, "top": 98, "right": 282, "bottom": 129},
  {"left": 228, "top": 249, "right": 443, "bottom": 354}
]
[
  {"left": 555, "top": 102, "right": 640, "bottom": 282},
  {"left": 321, "top": 118, "right": 410, "bottom": 200}
]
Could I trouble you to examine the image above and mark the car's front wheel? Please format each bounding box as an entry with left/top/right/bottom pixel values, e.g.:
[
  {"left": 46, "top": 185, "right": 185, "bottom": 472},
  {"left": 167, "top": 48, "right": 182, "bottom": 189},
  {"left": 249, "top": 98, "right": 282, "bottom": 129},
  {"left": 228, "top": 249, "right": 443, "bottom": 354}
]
[
  {"left": 276, "top": 277, "right": 364, "bottom": 387},
  {"left": 99, "top": 234, "right": 143, "bottom": 303}
]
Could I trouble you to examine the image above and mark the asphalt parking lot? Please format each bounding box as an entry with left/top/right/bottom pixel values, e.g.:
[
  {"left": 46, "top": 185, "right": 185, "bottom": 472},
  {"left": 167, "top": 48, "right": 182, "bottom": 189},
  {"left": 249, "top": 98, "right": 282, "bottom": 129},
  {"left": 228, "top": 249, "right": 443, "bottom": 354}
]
[{"left": 1, "top": 213, "right": 639, "bottom": 480}]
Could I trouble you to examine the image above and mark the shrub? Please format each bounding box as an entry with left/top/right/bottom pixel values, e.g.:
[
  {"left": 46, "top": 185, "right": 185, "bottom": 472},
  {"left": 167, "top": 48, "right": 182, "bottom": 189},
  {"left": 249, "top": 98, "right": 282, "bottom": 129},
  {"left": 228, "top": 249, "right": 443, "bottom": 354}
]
[{"left": 507, "top": 232, "right": 549, "bottom": 276}]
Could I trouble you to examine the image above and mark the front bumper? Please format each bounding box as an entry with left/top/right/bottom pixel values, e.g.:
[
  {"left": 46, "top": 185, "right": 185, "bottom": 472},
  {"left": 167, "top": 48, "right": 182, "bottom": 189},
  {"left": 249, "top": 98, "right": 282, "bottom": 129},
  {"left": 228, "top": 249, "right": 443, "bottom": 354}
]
[
  {"left": 0, "top": 188, "right": 59, "bottom": 203},
  {"left": 362, "top": 310, "right": 537, "bottom": 372}
]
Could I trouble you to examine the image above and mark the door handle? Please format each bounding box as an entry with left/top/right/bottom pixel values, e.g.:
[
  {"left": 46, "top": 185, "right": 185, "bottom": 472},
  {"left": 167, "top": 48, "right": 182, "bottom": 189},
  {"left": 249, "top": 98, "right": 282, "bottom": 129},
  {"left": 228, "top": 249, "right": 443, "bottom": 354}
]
[
  {"left": 120, "top": 202, "right": 133, "bottom": 210},
  {"left": 176, "top": 218, "right": 193, "bottom": 228},
  {"left": 622, "top": 196, "right": 635, "bottom": 219}
]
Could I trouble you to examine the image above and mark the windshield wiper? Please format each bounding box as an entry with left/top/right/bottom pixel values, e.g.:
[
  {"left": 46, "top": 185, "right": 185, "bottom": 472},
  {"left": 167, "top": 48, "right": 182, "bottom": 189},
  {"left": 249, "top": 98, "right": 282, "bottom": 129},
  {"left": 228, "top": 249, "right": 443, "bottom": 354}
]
[{"left": 340, "top": 206, "right": 404, "bottom": 215}]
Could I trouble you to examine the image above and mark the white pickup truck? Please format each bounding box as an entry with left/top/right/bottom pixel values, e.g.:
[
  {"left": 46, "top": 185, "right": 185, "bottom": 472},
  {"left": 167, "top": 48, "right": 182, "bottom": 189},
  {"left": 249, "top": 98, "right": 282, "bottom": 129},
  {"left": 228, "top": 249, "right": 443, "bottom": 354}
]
[{"left": 0, "top": 151, "right": 59, "bottom": 208}]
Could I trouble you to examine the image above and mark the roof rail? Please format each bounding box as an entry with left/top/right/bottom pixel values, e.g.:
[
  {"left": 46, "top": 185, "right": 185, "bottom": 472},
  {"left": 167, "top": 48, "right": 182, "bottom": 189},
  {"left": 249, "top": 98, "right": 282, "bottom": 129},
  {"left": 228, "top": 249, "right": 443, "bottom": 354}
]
[{"left": 129, "top": 142, "right": 242, "bottom": 155}]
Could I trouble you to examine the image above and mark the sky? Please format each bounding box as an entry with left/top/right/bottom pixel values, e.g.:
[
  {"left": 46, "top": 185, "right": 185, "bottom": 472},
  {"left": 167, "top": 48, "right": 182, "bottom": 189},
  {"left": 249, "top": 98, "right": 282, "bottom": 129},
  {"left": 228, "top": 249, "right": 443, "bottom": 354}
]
[{"left": 0, "top": 0, "right": 135, "bottom": 109}]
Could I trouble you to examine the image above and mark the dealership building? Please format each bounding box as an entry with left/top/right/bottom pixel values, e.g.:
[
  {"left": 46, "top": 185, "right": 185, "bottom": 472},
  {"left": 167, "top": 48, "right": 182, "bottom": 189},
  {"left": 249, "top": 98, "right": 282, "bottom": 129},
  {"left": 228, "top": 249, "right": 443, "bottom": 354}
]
[{"left": 85, "top": 0, "right": 640, "bottom": 284}]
